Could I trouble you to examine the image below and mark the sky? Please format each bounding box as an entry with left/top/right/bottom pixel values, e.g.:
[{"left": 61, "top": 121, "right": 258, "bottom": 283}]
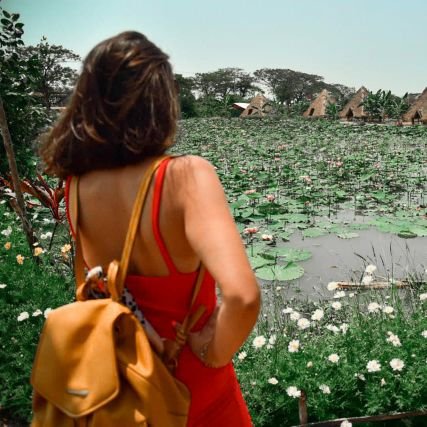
[{"left": 3, "top": 0, "right": 427, "bottom": 96}]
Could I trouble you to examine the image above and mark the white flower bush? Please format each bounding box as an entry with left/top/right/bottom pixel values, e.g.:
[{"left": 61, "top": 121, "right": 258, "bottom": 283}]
[{"left": 268, "top": 377, "right": 278, "bottom": 385}]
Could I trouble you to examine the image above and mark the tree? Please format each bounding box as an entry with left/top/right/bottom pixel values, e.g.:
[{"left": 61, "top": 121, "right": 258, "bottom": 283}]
[
  {"left": 386, "top": 93, "right": 409, "bottom": 125},
  {"left": 253, "top": 68, "right": 324, "bottom": 107},
  {"left": 0, "top": 5, "right": 36, "bottom": 250},
  {"left": 174, "top": 74, "right": 197, "bottom": 118},
  {"left": 193, "top": 68, "right": 257, "bottom": 103},
  {"left": 325, "top": 103, "right": 340, "bottom": 120},
  {"left": 360, "top": 90, "right": 393, "bottom": 122},
  {"left": 21, "top": 37, "right": 80, "bottom": 110}
]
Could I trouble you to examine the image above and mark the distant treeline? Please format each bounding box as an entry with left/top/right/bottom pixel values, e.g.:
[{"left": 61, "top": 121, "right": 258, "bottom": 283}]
[{"left": 175, "top": 68, "right": 357, "bottom": 118}]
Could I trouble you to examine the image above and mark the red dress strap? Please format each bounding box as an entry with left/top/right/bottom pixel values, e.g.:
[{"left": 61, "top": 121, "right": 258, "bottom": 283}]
[{"left": 152, "top": 157, "right": 178, "bottom": 274}]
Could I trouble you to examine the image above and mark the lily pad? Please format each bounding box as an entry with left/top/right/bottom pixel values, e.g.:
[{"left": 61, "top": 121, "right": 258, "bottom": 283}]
[
  {"left": 397, "top": 230, "right": 417, "bottom": 239},
  {"left": 248, "top": 255, "right": 274, "bottom": 270},
  {"left": 263, "top": 247, "right": 312, "bottom": 262},
  {"left": 302, "top": 227, "right": 328, "bottom": 238},
  {"left": 255, "top": 262, "right": 304, "bottom": 281}
]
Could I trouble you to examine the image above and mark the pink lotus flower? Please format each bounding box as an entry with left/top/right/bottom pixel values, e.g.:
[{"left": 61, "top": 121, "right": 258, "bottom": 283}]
[
  {"left": 244, "top": 227, "right": 258, "bottom": 235},
  {"left": 266, "top": 194, "right": 275, "bottom": 202},
  {"left": 300, "top": 175, "right": 312, "bottom": 185}
]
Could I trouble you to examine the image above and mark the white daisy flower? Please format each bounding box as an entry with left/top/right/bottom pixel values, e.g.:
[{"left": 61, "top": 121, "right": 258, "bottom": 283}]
[
  {"left": 389, "top": 358, "right": 404, "bottom": 371},
  {"left": 297, "top": 318, "right": 310, "bottom": 330},
  {"left": 319, "top": 384, "right": 331, "bottom": 394},
  {"left": 237, "top": 351, "right": 247, "bottom": 361},
  {"left": 367, "top": 302, "right": 381, "bottom": 313},
  {"left": 311, "top": 309, "right": 324, "bottom": 321},
  {"left": 367, "top": 360, "right": 381, "bottom": 372},
  {"left": 327, "top": 281, "right": 339, "bottom": 291},
  {"left": 328, "top": 353, "right": 340, "bottom": 363},
  {"left": 286, "top": 386, "right": 301, "bottom": 398},
  {"left": 365, "top": 265, "right": 377, "bottom": 274},
  {"left": 17, "top": 311, "right": 30, "bottom": 322},
  {"left": 288, "top": 339, "right": 300, "bottom": 353},
  {"left": 331, "top": 301, "right": 342, "bottom": 311},
  {"left": 252, "top": 335, "right": 266, "bottom": 349}
]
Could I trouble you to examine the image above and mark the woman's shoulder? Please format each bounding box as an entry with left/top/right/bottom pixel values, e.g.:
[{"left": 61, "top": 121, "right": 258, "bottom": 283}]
[
  {"left": 170, "top": 154, "right": 216, "bottom": 179},
  {"left": 166, "top": 155, "right": 221, "bottom": 206}
]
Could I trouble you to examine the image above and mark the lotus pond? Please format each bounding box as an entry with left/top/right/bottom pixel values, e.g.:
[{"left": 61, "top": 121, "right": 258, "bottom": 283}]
[{"left": 175, "top": 117, "right": 427, "bottom": 291}]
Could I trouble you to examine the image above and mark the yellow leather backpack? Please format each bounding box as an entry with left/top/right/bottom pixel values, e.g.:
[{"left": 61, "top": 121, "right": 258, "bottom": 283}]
[{"left": 31, "top": 156, "right": 205, "bottom": 426}]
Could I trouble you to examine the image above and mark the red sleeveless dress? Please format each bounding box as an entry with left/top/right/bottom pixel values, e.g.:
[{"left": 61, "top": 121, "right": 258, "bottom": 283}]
[{"left": 65, "top": 157, "right": 252, "bottom": 427}]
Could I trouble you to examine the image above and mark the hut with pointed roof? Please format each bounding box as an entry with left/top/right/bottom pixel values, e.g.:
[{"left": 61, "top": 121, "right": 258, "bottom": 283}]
[
  {"left": 339, "top": 86, "right": 369, "bottom": 121},
  {"left": 303, "top": 89, "right": 337, "bottom": 118},
  {"left": 403, "top": 87, "right": 427, "bottom": 124},
  {"left": 240, "top": 94, "right": 273, "bottom": 117}
]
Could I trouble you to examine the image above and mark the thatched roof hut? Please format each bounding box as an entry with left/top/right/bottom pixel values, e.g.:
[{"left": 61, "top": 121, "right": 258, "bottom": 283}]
[
  {"left": 402, "top": 87, "right": 427, "bottom": 124},
  {"left": 241, "top": 94, "right": 273, "bottom": 117},
  {"left": 303, "top": 89, "right": 337, "bottom": 118},
  {"left": 339, "top": 86, "right": 369, "bottom": 120},
  {"left": 232, "top": 102, "right": 250, "bottom": 112}
]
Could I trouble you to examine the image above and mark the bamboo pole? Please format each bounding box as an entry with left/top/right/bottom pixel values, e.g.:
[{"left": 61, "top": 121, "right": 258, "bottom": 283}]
[
  {"left": 0, "top": 95, "right": 36, "bottom": 252},
  {"left": 292, "top": 409, "right": 427, "bottom": 426}
]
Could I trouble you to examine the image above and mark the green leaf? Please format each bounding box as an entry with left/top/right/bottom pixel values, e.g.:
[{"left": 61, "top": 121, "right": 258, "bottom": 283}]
[{"left": 255, "top": 262, "right": 304, "bottom": 281}]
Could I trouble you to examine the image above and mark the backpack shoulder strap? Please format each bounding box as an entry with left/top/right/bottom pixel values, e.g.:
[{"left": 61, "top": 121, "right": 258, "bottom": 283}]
[{"left": 108, "top": 155, "right": 170, "bottom": 300}]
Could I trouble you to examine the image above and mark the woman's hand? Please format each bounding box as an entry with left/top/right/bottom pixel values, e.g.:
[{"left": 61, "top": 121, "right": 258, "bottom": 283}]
[{"left": 186, "top": 307, "right": 225, "bottom": 367}]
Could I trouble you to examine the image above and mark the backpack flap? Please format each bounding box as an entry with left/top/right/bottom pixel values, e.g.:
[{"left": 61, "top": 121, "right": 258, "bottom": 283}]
[{"left": 31, "top": 299, "right": 129, "bottom": 417}]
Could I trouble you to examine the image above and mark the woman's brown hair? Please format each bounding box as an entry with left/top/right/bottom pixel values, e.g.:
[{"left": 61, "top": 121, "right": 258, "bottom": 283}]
[{"left": 40, "top": 31, "right": 178, "bottom": 178}]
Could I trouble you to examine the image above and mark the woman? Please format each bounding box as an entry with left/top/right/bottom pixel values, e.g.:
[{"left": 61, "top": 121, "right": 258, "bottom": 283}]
[{"left": 40, "top": 31, "right": 260, "bottom": 426}]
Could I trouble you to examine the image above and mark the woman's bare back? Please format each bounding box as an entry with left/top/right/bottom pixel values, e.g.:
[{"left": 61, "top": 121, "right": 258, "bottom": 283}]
[{"left": 77, "top": 156, "right": 200, "bottom": 276}]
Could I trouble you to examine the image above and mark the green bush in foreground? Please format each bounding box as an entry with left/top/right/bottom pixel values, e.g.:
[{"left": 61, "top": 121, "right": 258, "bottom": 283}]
[
  {"left": 0, "top": 204, "right": 74, "bottom": 423},
  {"left": 234, "top": 282, "right": 427, "bottom": 426}
]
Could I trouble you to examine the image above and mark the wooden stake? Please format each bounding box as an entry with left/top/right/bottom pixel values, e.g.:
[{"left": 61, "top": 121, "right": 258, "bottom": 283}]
[{"left": 0, "top": 95, "right": 36, "bottom": 252}]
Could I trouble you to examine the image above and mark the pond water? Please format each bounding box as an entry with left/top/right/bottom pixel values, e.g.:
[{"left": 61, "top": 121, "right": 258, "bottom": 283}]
[{"left": 264, "top": 228, "right": 426, "bottom": 300}]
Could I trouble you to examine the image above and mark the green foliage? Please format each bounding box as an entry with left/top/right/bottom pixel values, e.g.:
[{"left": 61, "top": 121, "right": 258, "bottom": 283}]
[
  {"left": 0, "top": 5, "right": 48, "bottom": 176},
  {"left": 360, "top": 90, "right": 408, "bottom": 123},
  {"left": 325, "top": 102, "right": 340, "bottom": 120}
]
